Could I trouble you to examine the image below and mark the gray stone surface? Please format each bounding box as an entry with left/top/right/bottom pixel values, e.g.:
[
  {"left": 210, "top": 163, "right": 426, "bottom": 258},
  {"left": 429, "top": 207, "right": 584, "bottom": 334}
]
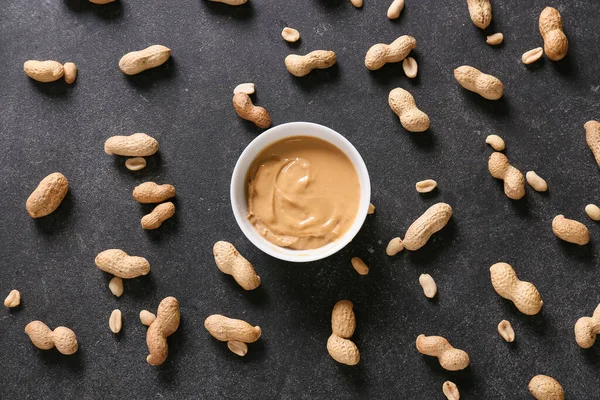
[{"left": 1, "top": 0, "right": 599, "bottom": 398}]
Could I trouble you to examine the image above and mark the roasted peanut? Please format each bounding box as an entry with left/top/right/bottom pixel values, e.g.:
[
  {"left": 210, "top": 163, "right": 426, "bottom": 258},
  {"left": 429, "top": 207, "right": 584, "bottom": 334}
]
[
  {"left": 232, "top": 93, "right": 271, "bottom": 129},
  {"left": 119, "top": 45, "right": 171, "bottom": 75},
  {"left": 331, "top": 300, "right": 356, "bottom": 339},
  {"left": 365, "top": 35, "right": 416, "bottom": 70},
  {"left": 574, "top": 304, "right": 600, "bottom": 348},
  {"left": 585, "top": 204, "right": 600, "bottom": 221},
  {"left": 415, "top": 334, "right": 470, "bottom": 371},
  {"left": 350, "top": 257, "right": 369, "bottom": 276},
  {"left": 204, "top": 314, "right": 262, "bottom": 343},
  {"left": 539, "top": 7, "right": 568, "bottom": 61},
  {"left": 584, "top": 120, "right": 600, "bottom": 166},
  {"left": 281, "top": 27, "right": 300, "bottom": 43},
  {"left": 146, "top": 297, "right": 180, "bottom": 366},
  {"left": 108, "top": 277, "right": 124, "bottom": 297},
  {"left": 419, "top": 274, "right": 437, "bottom": 298},
  {"left": 141, "top": 202, "right": 175, "bottom": 230},
  {"left": 109, "top": 309, "right": 122, "bottom": 334},
  {"left": 105, "top": 133, "right": 159, "bottom": 157},
  {"left": 443, "top": 381, "right": 460, "bottom": 400},
  {"left": 490, "top": 262, "right": 543, "bottom": 315},
  {"left": 386, "top": 237, "right": 404, "bottom": 256},
  {"left": 368, "top": 203, "right": 375, "bottom": 214},
  {"left": 285, "top": 50, "right": 337, "bottom": 77},
  {"left": 486, "top": 33, "right": 504, "bottom": 45},
  {"left": 488, "top": 152, "right": 525, "bottom": 200},
  {"left": 133, "top": 182, "right": 176, "bottom": 203},
  {"left": 387, "top": 0, "right": 404, "bottom": 19},
  {"left": 227, "top": 340, "right": 248, "bottom": 356},
  {"left": 233, "top": 82, "right": 255, "bottom": 95},
  {"left": 528, "top": 375, "right": 564, "bottom": 400},
  {"left": 125, "top": 157, "right": 146, "bottom": 171},
  {"left": 95, "top": 249, "right": 150, "bottom": 279},
  {"left": 4, "top": 289, "right": 21, "bottom": 308},
  {"left": 402, "top": 57, "right": 418, "bottom": 78},
  {"left": 497, "top": 320, "right": 515, "bottom": 342},
  {"left": 327, "top": 334, "right": 360, "bottom": 365},
  {"left": 350, "top": 0, "right": 362, "bottom": 8},
  {"left": 63, "top": 62, "right": 77, "bottom": 84},
  {"left": 209, "top": 0, "right": 247, "bottom": 4},
  {"left": 140, "top": 310, "right": 157, "bottom": 326},
  {"left": 466, "top": 0, "right": 492, "bottom": 29},
  {"left": 26, "top": 172, "right": 69, "bottom": 218},
  {"left": 415, "top": 179, "right": 437, "bottom": 193},
  {"left": 454, "top": 65, "right": 503, "bottom": 100},
  {"left": 213, "top": 241, "right": 261, "bottom": 290},
  {"left": 23, "top": 60, "right": 64, "bottom": 83},
  {"left": 24, "top": 321, "right": 78, "bottom": 355},
  {"left": 403, "top": 203, "right": 452, "bottom": 251},
  {"left": 522, "top": 47, "right": 544, "bottom": 65},
  {"left": 388, "top": 88, "right": 430, "bottom": 132},
  {"left": 526, "top": 171, "right": 548, "bottom": 192},
  {"left": 552, "top": 215, "right": 590, "bottom": 245},
  {"left": 485, "top": 134, "right": 505, "bottom": 151}
]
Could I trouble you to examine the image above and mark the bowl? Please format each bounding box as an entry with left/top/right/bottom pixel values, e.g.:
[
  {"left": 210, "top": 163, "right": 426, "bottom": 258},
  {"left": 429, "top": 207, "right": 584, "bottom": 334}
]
[{"left": 230, "top": 122, "right": 371, "bottom": 262}]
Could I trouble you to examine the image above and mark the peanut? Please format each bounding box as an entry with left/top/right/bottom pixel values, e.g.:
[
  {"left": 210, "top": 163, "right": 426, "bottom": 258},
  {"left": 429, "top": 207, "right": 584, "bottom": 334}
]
[
  {"left": 585, "top": 204, "right": 600, "bottom": 221},
  {"left": 525, "top": 171, "right": 548, "bottom": 192},
  {"left": 403, "top": 203, "right": 453, "bottom": 251},
  {"left": 584, "top": 120, "right": 600, "bottom": 166},
  {"left": 109, "top": 309, "right": 122, "bottom": 334},
  {"left": 105, "top": 133, "right": 159, "bottom": 157},
  {"left": 387, "top": 0, "right": 404, "bottom": 19},
  {"left": 386, "top": 237, "right": 404, "bottom": 256},
  {"left": 227, "top": 340, "right": 248, "bottom": 356},
  {"left": 418, "top": 274, "right": 437, "bottom": 298},
  {"left": 95, "top": 249, "right": 150, "bottom": 279},
  {"left": 281, "top": 27, "right": 300, "bottom": 43},
  {"left": 368, "top": 203, "right": 375, "bottom": 214},
  {"left": 365, "top": 35, "right": 416, "bottom": 70},
  {"left": 552, "top": 215, "right": 590, "bottom": 245},
  {"left": 486, "top": 33, "right": 503, "bottom": 46},
  {"left": 522, "top": 47, "right": 544, "bottom": 65},
  {"left": 415, "top": 179, "right": 437, "bottom": 193},
  {"left": 331, "top": 300, "right": 356, "bottom": 339},
  {"left": 233, "top": 82, "right": 255, "bottom": 95},
  {"left": 574, "top": 304, "right": 600, "bottom": 348},
  {"left": 4, "top": 289, "right": 21, "bottom": 308},
  {"left": 209, "top": 0, "right": 247, "bottom": 4},
  {"left": 23, "top": 60, "right": 64, "bottom": 83},
  {"left": 204, "top": 314, "right": 262, "bottom": 343},
  {"left": 466, "top": 0, "right": 492, "bottom": 29},
  {"left": 488, "top": 152, "right": 525, "bottom": 200},
  {"left": 24, "top": 321, "right": 78, "bottom": 355},
  {"left": 327, "top": 334, "right": 360, "bottom": 365},
  {"left": 119, "top": 45, "right": 171, "bottom": 75},
  {"left": 140, "top": 310, "right": 157, "bottom": 326},
  {"left": 485, "top": 134, "right": 505, "bottom": 151},
  {"left": 539, "top": 7, "right": 568, "bottom": 61},
  {"left": 350, "top": 0, "right": 362, "bottom": 8},
  {"left": 108, "top": 276, "right": 124, "bottom": 297},
  {"left": 285, "top": 50, "right": 337, "bottom": 77},
  {"left": 528, "top": 375, "right": 564, "bottom": 400},
  {"left": 350, "top": 257, "right": 369, "bottom": 276},
  {"left": 213, "top": 241, "right": 261, "bottom": 290},
  {"left": 402, "top": 57, "right": 418, "bottom": 78},
  {"left": 63, "top": 62, "right": 77, "bottom": 84},
  {"left": 232, "top": 93, "right": 271, "bottom": 129},
  {"left": 141, "top": 202, "right": 175, "bottom": 230},
  {"left": 125, "top": 157, "right": 147, "bottom": 171},
  {"left": 497, "top": 320, "right": 515, "bottom": 342},
  {"left": 388, "top": 88, "right": 430, "bottom": 132},
  {"left": 454, "top": 65, "right": 503, "bottom": 100},
  {"left": 146, "top": 297, "right": 180, "bottom": 366},
  {"left": 415, "top": 334, "right": 470, "bottom": 371},
  {"left": 26, "top": 172, "right": 69, "bottom": 218},
  {"left": 490, "top": 262, "right": 543, "bottom": 315},
  {"left": 443, "top": 381, "right": 460, "bottom": 400},
  {"left": 133, "top": 182, "right": 176, "bottom": 203}
]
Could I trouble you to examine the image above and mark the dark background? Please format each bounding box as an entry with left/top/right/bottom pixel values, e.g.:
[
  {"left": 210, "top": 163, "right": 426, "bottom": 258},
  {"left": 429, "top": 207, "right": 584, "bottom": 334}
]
[{"left": 1, "top": 0, "right": 599, "bottom": 398}]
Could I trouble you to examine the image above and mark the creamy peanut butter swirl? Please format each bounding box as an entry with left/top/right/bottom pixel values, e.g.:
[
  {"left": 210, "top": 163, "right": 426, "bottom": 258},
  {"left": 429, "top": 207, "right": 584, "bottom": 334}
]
[{"left": 246, "top": 136, "right": 360, "bottom": 250}]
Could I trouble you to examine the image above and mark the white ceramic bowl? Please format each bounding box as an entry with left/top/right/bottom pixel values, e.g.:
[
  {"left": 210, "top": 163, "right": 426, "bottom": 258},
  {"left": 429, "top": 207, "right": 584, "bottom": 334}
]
[{"left": 230, "top": 121, "right": 371, "bottom": 262}]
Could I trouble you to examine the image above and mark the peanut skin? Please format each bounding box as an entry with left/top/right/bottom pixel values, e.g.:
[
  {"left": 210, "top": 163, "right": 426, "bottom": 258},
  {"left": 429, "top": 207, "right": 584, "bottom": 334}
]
[
  {"left": 539, "top": 7, "right": 568, "bottom": 61},
  {"left": 331, "top": 300, "right": 356, "bottom": 339},
  {"left": 285, "top": 50, "right": 337, "bottom": 77},
  {"left": 232, "top": 93, "right": 271, "bottom": 129},
  {"left": 528, "top": 375, "right": 565, "bottom": 400},
  {"left": 552, "top": 215, "right": 590, "bottom": 245},
  {"left": 141, "top": 202, "right": 175, "bottom": 230},
  {"left": 584, "top": 120, "right": 600, "bottom": 166},
  {"left": 204, "top": 314, "right": 261, "bottom": 343},
  {"left": 403, "top": 203, "right": 452, "bottom": 251},
  {"left": 488, "top": 152, "right": 525, "bottom": 200},
  {"left": 466, "top": 0, "right": 492, "bottom": 29},
  {"left": 490, "top": 262, "right": 543, "bottom": 315},
  {"left": 95, "top": 249, "right": 151, "bottom": 278},
  {"left": 23, "top": 60, "right": 64, "bottom": 83},
  {"left": 24, "top": 321, "right": 78, "bottom": 355},
  {"left": 146, "top": 297, "right": 180, "bottom": 366},
  {"left": 388, "top": 88, "right": 430, "bottom": 132},
  {"left": 454, "top": 65, "right": 503, "bottom": 100},
  {"left": 365, "top": 35, "right": 416, "bottom": 71},
  {"left": 327, "top": 334, "right": 360, "bottom": 365},
  {"left": 415, "top": 334, "right": 470, "bottom": 371},
  {"left": 26, "top": 173, "right": 69, "bottom": 218},
  {"left": 119, "top": 45, "right": 171, "bottom": 75},
  {"left": 104, "top": 133, "right": 159, "bottom": 157},
  {"left": 574, "top": 304, "right": 600, "bottom": 348},
  {"left": 213, "top": 241, "right": 261, "bottom": 290},
  {"left": 133, "top": 182, "right": 176, "bottom": 203}
]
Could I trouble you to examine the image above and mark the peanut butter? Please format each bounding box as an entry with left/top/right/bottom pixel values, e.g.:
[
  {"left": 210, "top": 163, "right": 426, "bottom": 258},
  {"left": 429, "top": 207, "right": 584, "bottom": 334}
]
[{"left": 246, "top": 136, "right": 360, "bottom": 250}]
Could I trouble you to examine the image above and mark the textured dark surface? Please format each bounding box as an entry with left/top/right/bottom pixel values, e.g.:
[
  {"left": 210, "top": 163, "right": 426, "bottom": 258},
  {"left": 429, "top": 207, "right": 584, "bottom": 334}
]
[{"left": 1, "top": 0, "right": 599, "bottom": 399}]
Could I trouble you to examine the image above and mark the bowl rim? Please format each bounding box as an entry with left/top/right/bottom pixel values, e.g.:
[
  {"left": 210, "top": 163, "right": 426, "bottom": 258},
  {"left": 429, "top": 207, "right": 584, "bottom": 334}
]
[{"left": 230, "top": 121, "right": 371, "bottom": 262}]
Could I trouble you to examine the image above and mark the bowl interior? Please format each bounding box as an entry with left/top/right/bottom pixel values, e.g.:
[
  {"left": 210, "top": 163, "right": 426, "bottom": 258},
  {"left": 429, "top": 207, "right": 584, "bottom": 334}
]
[{"left": 230, "top": 122, "right": 371, "bottom": 262}]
